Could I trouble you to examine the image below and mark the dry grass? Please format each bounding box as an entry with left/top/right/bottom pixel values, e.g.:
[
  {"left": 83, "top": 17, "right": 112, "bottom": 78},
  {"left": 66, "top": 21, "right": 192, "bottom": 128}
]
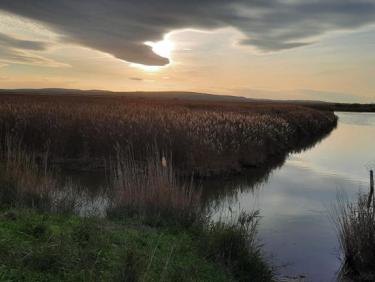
[
  {"left": 108, "top": 147, "right": 202, "bottom": 226},
  {"left": 0, "top": 136, "right": 84, "bottom": 213},
  {"left": 333, "top": 192, "right": 375, "bottom": 281},
  {"left": 0, "top": 136, "right": 52, "bottom": 209},
  {"left": 0, "top": 94, "right": 337, "bottom": 175}
]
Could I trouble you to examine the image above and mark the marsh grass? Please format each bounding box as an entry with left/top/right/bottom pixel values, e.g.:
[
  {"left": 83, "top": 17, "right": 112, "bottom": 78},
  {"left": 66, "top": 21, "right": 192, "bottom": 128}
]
[
  {"left": 201, "top": 211, "right": 272, "bottom": 282},
  {"left": 0, "top": 136, "right": 85, "bottom": 213},
  {"left": 108, "top": 148, "right": 203, "bottom": 227},
  {"left": 333, "top": 192, "right": 375, "bottom": 281},
  {"left": 0, "top": 94, "right": 337, "bottom": 175},
  {"left": 0, "top": 137, "right": 51, "bottom": 210}
]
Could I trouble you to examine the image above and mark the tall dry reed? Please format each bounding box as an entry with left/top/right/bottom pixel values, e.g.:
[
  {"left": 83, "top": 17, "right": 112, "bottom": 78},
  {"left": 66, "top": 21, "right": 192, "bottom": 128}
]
[
  {"left": 109, "top": 148, "right": 202, "bottom": 226},
  {"left": 0, "top": 136, "right": 83, "bottom": 213}
]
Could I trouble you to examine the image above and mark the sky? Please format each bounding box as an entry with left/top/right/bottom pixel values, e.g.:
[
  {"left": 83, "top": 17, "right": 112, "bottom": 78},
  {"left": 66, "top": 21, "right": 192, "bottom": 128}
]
[{"left": 0, "top": 0, "right": 374, "bottom": 102}]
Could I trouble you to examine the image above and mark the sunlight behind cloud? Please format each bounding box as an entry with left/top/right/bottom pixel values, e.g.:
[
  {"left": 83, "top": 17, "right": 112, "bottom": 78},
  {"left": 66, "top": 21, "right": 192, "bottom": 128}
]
[
  {"left": 129, "top": 63, "right": 163, "bottom": 72},
  {"left": 129, "top": 39, "right": 174, "bottom": 72},
  {"left": 145, "top": 40, "right": 174, "bottom": 59}
]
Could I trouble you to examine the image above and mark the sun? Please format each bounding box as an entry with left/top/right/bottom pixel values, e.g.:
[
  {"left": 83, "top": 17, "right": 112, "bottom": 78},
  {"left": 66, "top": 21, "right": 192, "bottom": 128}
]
[
  {"left": 130, "top": 39, "right": 174, "bottom": 72},
  {"left": 145, "top": 39, "right": 174, "bottom": 59}
]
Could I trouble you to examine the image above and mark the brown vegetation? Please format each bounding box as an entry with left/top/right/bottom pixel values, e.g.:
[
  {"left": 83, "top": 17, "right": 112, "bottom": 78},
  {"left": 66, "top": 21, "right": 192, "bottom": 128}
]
[
  {"left": 0, "top": 137, "right": 82, "bottom": 213},
  {"left": 109, "top": 148, "right": 202, "bottom": 226},
  {"left": 0, "top": 94, "right": 337, "bottom": 176}
]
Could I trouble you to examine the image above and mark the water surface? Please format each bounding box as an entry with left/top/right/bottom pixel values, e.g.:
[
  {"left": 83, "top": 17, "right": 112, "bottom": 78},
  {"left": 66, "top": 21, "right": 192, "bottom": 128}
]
[{"left": 207, "top": 112, "right": 375, "bottom": 281}]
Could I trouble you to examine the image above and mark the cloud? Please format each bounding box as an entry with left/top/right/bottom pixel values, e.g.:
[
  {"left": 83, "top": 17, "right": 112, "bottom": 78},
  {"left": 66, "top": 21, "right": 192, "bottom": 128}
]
[
  {"left": 0, "top": 0, "right": 374, "bottom": 65},
  {"left": 0, "top": 32, "right": 67, "bottom": 67},
  {"left": 129, "top": 77, "right": 143, "bottom": 81},
  {"left": 0, "top": 32, "right": 48, "bottom": 50},
  {"left": 0, "top": 45, "right": 68, "bottom": 67}
]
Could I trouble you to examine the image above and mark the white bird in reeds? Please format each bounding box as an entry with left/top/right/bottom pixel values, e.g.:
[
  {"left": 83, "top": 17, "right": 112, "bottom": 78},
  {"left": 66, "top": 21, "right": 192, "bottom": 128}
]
[{"left": 162, "top": 156, "right": 167, "bottom": 168}]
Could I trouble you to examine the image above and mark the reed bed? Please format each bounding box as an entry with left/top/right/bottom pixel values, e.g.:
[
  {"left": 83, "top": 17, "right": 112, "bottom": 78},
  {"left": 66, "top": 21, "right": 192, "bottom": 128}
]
[
  {"left": 0, "top": 137, "right": 84, "bottom": 213},
  {"left": 109, "top": 148, "right": 202, "bottom": 226},
  {"left": 0, "top": 94, "right": 337, "bottom": 175}
]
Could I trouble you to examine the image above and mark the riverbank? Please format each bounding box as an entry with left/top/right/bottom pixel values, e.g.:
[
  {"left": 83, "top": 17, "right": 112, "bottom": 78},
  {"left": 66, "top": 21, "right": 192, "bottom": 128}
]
[
  {"left": 0, "top": 209, "right": 256, "bottom": 282},
  {"left": 0, "top": 143, "right": 272, "bottom": 282}
]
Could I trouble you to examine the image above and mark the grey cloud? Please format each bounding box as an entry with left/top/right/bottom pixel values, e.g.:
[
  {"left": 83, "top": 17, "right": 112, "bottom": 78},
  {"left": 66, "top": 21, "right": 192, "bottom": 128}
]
[
  {"left": 0, "top": 45, "right": 67, "bottom": 67},
  {"left": 0, "top": 33, "right": 64, "bottom": 67},
  {"left": 0, "top": 33, "right": 48, "bottom": 50},
  {"left": 240, "top": 38, "right": 311, "bottom": 51},
  {"left": 0, "top": 0, "right": 374, "bottom": 65},
  {"left": 129, "top": 77, "right": 143, "bottom": 81}
]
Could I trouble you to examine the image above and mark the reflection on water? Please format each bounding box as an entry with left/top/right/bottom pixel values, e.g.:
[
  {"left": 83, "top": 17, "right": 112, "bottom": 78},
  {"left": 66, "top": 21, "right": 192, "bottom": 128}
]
[{"left": 206, "top": 112, "right": 375, "bottom": 281}]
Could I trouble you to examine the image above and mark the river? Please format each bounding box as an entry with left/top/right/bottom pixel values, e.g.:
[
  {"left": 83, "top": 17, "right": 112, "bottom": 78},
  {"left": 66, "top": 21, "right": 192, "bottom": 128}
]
[{"left": 206, "top": 112, "right": 375, "bottom": 281}]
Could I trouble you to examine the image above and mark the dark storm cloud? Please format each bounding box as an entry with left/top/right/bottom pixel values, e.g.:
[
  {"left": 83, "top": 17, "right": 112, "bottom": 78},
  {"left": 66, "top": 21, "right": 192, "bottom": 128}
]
[{"left": 0, "top": 0, "right": 374, "bottom": 65}]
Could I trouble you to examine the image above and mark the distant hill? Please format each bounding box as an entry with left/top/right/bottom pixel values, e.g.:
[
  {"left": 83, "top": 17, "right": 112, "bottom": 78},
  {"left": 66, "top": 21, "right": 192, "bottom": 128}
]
[
  {"left": 0, "top": 88, "right": 251, "bottom": 102},
  {"left": 0, "top": 88, "right": 374, "bottom": 112}
]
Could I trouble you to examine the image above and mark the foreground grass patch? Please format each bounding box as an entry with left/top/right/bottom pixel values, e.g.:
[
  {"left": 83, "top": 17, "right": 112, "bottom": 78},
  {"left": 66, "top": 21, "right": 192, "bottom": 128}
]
[
  {"left": 334, "top": 192, "right": 375, "bottom": 281},
  {"left": 0, "top": 209, "right": 236, "bottom": 282}
]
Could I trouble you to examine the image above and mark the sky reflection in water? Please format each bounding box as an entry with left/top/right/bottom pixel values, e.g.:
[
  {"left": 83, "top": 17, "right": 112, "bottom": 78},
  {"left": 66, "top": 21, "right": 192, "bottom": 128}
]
[{"left": 209, "top": 112, "right": 375, "bottom": 281}]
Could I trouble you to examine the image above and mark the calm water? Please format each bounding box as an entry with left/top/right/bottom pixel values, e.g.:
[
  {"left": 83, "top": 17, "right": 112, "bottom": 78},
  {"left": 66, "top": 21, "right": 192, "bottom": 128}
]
[{"left": 207, "top": 112, "right": 375, "bottom": 282}]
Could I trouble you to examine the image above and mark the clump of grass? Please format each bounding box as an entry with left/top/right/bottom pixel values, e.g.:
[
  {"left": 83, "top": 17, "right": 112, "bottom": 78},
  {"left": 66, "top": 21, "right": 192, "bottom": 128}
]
[
  {"left": 108, "top": 148, "right": 202, "bottom": 227},
  {"left": 0, "top": 137, "right": 51, "bottom": 210},
  {"left": 201, "top": 211, "right": 272, "bottom": 282},
  {"left": 0, "top": 136, "right": 83, "bottom": 213},
  {"left": 333, "top": 192, "right": 375, "bottom": 281}
]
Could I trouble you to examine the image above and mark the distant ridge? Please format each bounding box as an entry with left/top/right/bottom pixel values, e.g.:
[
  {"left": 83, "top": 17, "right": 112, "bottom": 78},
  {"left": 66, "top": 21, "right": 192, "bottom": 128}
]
[
  {"left": 0, "top": 88, "right": 328, "bottom": 104},
  {"left": 0, "top": 88, "right": 251, "bottom": 102},
  {"left": 1, "top": 88, "right": 374, "bottom": 112}
]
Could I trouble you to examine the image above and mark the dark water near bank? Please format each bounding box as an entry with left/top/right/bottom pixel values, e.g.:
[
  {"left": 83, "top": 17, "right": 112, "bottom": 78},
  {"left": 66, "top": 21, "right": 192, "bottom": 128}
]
[{"left": 206, "top": 112, "right": 375, "bottom": 281}]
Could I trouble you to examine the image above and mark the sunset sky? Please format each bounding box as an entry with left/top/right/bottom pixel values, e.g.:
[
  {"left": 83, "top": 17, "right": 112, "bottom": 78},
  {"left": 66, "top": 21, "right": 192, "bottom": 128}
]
[{"left": 0, "top": 1, "right": 374, "bottom": 102}]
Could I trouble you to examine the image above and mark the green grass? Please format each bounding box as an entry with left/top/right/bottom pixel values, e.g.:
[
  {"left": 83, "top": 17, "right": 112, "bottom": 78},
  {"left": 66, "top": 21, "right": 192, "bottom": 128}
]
[{"left": 0, "top": 209, "right": 237, "bottom": 282}]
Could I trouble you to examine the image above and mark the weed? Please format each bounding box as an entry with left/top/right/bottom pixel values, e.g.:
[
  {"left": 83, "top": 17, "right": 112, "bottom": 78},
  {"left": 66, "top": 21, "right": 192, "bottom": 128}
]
[{"left": 333, "top": 192, "right": 375, "bottom": 281}]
